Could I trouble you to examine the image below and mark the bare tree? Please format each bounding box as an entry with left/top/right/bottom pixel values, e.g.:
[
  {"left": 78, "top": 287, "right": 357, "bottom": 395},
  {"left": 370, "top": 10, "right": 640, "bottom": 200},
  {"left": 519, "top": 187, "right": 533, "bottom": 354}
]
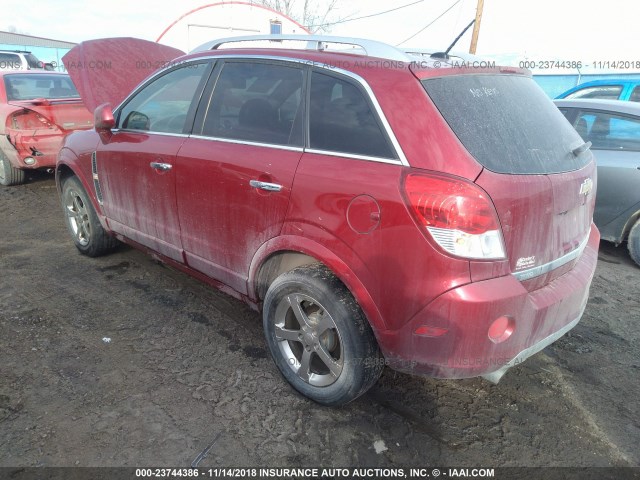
[{"left": 255, "top": 0, "right": 343, "bottom": 33}]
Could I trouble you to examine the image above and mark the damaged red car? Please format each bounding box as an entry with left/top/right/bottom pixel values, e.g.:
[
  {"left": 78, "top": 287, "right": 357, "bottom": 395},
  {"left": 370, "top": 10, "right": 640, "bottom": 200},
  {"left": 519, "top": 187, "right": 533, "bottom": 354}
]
[
  {"left": 0, "top": 71, "right": 92, "bottom": 186},
  {"left": 56, "top": 36, "right": 600, "bottom": 406}
]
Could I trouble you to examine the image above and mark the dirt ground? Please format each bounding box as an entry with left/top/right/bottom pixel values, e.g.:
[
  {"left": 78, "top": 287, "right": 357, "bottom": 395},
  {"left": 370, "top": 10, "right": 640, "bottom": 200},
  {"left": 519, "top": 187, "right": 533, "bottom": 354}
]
[{"left": 1, "top": 172, "right": 639, "bottom": 468}]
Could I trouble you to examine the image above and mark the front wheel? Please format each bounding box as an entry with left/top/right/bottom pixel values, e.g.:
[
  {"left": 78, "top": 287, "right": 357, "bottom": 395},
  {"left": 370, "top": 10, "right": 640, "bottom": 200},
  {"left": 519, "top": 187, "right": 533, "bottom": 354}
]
[
  {"left": 61, "top": 176, "right": 118, "bottom": 257},
  {"left": 263, "top": 264, "right": 384, "bottom": 406},
  {"left": 0, "top": 150, "right": 26, "bottom": 186},
  {"left": 628, "top": 218, "right": 640, "bottom": 267}
]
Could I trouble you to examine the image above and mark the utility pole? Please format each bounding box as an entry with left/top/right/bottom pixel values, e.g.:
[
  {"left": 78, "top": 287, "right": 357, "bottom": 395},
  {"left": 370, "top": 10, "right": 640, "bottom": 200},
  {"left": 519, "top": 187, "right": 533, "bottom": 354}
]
[{"left": 469, "top": 0, "right": 484, "bottom": 54}]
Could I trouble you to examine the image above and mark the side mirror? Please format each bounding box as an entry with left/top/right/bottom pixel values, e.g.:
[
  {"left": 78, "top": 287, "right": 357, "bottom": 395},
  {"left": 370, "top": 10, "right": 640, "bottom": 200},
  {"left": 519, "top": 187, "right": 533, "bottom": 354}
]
[{"left": 94, "top": 103, "right": 115, "bottom": 130}]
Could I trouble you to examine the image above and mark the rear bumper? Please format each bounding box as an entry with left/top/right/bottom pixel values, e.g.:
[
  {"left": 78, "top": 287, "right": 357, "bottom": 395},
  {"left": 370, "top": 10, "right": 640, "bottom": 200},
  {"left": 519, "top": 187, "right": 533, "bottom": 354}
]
[
  {"left": 1, "top": 133, "right": 62, "bottom": 169},
  {"left": 379, "top": 224, "right": 600, "bottom": 380}
]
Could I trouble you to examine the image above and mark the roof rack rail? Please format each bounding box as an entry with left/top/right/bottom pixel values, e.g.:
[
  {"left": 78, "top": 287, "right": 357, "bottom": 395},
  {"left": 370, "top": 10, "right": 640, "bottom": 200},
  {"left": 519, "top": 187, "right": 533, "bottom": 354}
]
[
  {"left": 191, "top": 34, "right": 411, "bottom": 62},
  {"left": 404, "top": 48, "right": 484, "bottom": 62}
]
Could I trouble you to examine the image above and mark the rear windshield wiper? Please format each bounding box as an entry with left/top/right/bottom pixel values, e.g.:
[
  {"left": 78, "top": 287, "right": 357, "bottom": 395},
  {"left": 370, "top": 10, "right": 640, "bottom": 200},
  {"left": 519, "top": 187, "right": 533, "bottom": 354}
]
[{"left": 572, "top": 141, "right": 592, "bottom": 157}]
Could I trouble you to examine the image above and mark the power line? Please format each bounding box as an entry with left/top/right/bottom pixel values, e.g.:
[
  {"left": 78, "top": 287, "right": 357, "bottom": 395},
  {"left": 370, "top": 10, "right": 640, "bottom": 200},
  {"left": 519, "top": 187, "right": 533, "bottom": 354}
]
[
  {"left": 396, "top": 0, "right": 462, "bottom": 46},
  {"left": 306, "top": 0, "right": 425, "bottom": 29}
]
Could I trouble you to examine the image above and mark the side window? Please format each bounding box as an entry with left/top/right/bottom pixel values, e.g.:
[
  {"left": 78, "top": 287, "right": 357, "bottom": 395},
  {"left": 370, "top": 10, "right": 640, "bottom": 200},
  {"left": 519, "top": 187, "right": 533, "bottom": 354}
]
[
  {"left": 573, "top": 113, "right": 595, "bottom": 141},
  {"left": 575, "top": 110, "right": 640, "bottom": 151},
  {"left": 309, "top": 71, "right": 395, "bottom": 159},
  {"left": 0, "top": 53, "right": 22, "bottom": 70},
  {"left": 118, "top": 63, "right": 209, "bottom": 134},
  {"left": 565, "top": 85, "right": 623, "bottom": 100},
  {"left": 630, "top": 86, "right": 640, "bottom": 102},
  {"left": 201, "top": 62, "right": 304, "bottom": 146}
]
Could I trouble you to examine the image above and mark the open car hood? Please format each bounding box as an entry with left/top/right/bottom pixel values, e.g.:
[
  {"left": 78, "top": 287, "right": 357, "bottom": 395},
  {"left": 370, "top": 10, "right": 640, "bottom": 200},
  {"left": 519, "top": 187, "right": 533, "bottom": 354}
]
[{"left": 62, "top": 38, "right": 185, "bottom": 112}]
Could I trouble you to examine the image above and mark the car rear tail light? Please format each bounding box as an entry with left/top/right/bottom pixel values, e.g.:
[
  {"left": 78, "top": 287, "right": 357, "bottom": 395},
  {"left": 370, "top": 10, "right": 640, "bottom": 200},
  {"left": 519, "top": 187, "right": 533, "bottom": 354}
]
[
  {"left": 403, "top": 172, "right": 506, "bottom": 259},
  {"left": 11, "top": 111, "right": 56, "bottom": 130}
]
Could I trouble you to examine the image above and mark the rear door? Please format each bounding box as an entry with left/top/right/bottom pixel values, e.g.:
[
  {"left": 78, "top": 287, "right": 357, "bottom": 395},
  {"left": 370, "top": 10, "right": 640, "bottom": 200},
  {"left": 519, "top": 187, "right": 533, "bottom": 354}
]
[
  {"left": 422, "top": 74, "right": 595, "bottom": 283},
  {"left": 174, "top": 60, "right": 305, "bottom": 293},
  {"left": 570, "top": 108, "right": 640, "bottom": 229},
  {"left": 97, "top": 62, "right": 212, "bottom": 262}
]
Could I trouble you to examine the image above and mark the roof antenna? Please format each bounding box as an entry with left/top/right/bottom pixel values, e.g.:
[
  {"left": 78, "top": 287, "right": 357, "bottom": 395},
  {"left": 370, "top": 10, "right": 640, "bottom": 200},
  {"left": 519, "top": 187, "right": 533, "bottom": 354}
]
[{"left": 431, "top": 18, "right": 475, "bottom": 60}]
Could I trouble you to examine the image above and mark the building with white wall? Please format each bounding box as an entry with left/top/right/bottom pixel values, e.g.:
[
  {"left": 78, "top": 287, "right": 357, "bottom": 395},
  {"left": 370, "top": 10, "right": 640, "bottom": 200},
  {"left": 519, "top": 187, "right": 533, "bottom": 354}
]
[{"left": 157, "top": 1, "right": 310, "bottom": 53}]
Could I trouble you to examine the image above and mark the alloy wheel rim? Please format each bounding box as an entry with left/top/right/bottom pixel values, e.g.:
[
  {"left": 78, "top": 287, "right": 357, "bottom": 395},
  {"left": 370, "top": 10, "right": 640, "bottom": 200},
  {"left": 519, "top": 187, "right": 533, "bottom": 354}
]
[
  {"left": 0, "top": 158, "right": 6, "bottom": 181},
  {"left": 274, "top": 293, "right": 343, "bottom": 387},
  {"left": 65, "top": 189, "right": 91, "bottom": 246}
]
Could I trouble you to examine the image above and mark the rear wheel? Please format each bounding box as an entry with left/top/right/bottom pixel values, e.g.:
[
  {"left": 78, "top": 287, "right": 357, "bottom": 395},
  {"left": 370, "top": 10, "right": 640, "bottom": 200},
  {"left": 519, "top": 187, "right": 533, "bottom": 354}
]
[
  {"left": 0, "top": 151, "right": 26, "bottom": 186},
  {"left": 263, "top": 264, "right": 384, "bottom": 406},
  {"left": 61, "top": 176, "right": 118, "bottom": 257},
  {"left": 628, "top": 218, "right": 640, "bottom": 267}
]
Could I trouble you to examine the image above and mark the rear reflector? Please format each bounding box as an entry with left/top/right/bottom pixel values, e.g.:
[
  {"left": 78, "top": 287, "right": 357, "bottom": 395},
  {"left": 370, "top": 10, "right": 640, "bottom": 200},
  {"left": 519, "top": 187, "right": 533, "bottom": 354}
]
[
  {"left": 414, "top": 325, "right": 449, "bottom": 337},
  {"left": 403, "top": 172, "right": 506, "bottom": 259},
  {"left": 488, "top": 316, "right": 515, "bottom": 343}
]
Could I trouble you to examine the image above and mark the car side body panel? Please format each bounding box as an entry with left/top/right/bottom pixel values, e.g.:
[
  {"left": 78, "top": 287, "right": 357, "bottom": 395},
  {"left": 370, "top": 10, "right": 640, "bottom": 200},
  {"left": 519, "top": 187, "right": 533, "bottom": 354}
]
[
  {"left": 592, "top": 149, "right": 640, "bottom": 237},
  {"left": 96, "top": 131, "right": 185, "bottom": 262},
  {"left": 554, "top": 99, "right": 640, "bottom": 243},
  {"left": 175, "top": 138, "right": 304, "bottom": 295},
  {"left": 286, "top": 152, "right": 472, "bottom": 332}
]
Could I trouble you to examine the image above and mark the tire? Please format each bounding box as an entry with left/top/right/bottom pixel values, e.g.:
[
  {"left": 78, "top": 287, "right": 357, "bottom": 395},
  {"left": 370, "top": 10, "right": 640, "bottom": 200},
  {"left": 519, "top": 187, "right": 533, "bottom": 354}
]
[
  {"left": 628, "top": 218, "right": 640, "bottom": 267},
  {"left": 263, "top": 264, "right": 384, "bottom": 406},
  {"left": 61, "top": 176, "right": 118, "bottom": 257},
  {"left": 0, "top": 150, "right": 26, "bottom": 186}
]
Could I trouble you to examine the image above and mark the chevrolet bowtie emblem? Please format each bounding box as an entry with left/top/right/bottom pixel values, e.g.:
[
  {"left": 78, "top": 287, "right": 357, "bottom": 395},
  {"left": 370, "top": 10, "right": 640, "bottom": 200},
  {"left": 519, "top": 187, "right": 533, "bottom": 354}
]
[{"left": 579, "top": 178, "right": 593, "bottom": 196}]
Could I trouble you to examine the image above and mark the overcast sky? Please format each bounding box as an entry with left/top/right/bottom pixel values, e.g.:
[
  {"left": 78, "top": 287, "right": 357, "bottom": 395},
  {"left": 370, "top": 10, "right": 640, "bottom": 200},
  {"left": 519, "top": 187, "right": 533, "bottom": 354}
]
[{"left": 2, "top": 0, "right": 638, "bottom": 61}]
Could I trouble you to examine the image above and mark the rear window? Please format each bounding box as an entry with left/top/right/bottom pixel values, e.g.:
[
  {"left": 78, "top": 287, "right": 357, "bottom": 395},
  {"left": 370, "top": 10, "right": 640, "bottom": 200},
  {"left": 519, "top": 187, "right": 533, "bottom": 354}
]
[
  {"left": 422, "top": 75, "right": 591, "bottom": 174},
  {"left": 4, "top": 74, "right": 80, "bottom": 100}
]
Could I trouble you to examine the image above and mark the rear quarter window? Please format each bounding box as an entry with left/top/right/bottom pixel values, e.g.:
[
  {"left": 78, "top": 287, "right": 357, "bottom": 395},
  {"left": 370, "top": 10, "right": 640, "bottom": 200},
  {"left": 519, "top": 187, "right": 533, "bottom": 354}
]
[
  {"left": 422, "top": 75, "right": 590, "bottom": 174},
  {"left": 309, "top": 71, "right": 396, "bottom": 159}
]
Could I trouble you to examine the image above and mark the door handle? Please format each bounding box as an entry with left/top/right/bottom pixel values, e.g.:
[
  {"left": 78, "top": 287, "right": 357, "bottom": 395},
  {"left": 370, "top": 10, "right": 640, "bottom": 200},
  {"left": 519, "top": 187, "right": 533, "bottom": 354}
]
[
  {"left": 150, "top": 162, "right": 172, "bottom": 172},
  {"left": 250, "top": 180, "right": 282, "bottom": 192}
]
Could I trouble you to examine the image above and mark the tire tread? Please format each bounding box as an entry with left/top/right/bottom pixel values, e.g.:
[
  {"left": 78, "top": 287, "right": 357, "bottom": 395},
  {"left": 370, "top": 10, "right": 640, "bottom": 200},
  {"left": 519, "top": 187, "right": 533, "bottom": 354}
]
[
  {"left": 0, "top": 153, "right": 26, "bottom": 186},
  {"left": 62, "top": 176, "right": 118, "bottom": 257},
  {"left": 263, "top": 264, "right": 383, "bottom": 406},
  {"left": 628, "top": 218, "right": 640, "bottom": 267}
]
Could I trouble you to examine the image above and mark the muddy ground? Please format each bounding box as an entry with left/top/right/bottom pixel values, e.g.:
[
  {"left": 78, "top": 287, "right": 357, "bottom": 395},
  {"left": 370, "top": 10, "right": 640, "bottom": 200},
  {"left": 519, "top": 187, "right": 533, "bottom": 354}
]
[{"left": 1, "top": 172, "right": 639, "bottom": 468}]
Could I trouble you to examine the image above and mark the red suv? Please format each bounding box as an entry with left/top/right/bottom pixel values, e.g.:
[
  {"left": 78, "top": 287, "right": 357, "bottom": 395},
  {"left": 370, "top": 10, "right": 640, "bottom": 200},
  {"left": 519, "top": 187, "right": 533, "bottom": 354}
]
[{"left": 57, "top": 36, "right": 599, "bottom": 406}]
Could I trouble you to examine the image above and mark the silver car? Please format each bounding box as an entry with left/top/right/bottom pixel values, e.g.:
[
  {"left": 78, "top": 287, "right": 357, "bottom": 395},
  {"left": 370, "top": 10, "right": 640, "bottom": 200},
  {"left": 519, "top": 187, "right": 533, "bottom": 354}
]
[{"left": 555, "top": 99, "right": 640, "bottom": 266}]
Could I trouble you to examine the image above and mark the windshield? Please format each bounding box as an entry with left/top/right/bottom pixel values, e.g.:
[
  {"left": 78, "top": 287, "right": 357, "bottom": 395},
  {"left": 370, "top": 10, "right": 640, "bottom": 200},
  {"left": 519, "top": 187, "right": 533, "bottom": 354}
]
[
  {"left": 4, "top": 74, "right": 80, "bottom": 100},
  {"left": 422, "top": 74, "right": 591, "bottom": 174}
]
